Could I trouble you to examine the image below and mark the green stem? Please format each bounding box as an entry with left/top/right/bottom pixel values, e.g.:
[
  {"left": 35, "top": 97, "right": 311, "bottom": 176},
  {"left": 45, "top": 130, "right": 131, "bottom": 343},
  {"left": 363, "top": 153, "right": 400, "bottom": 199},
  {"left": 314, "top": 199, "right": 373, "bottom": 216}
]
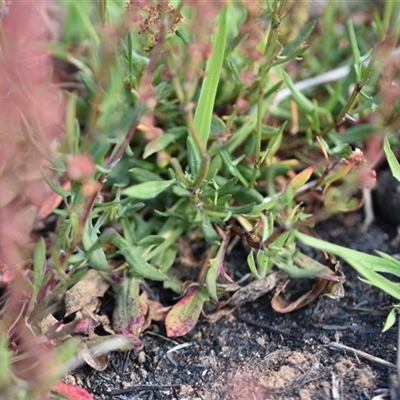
[
  {"left": 321, "top": 50, "right": 377, "bottom": 136},
  {"left": 99, "top": 0, "right": 107, "bottom": 25},
  {"left": 250, "top": 0, "right": 290, "bottom": 188}
]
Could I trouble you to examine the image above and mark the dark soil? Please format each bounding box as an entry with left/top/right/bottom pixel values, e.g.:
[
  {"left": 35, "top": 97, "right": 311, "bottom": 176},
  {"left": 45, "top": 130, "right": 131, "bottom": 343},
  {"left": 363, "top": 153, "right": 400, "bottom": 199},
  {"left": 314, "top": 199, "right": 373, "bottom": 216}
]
[{"left": 69, "top": 172, "right": 400, "bottom": 400}]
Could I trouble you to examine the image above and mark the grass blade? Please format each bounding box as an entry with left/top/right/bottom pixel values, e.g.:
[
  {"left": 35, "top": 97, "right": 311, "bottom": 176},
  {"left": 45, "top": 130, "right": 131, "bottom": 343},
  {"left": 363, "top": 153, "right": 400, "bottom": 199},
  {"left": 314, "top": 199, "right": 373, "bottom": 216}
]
[{"left": 193, "top": 6, "right": 228, "bottom": 154}]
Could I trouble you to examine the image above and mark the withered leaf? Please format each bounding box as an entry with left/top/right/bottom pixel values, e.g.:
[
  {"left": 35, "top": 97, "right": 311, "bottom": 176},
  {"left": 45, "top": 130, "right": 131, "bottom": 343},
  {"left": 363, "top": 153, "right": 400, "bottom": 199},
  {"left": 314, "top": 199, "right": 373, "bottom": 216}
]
[
  {"left": 65, "top": 269, "right": 109, "bottom": 316},
  {"left": 230, "top": 271, "right": 286, "bottom": 306},
  {"left": 271, "top": 278, "right": 327, "bottom": 313}
]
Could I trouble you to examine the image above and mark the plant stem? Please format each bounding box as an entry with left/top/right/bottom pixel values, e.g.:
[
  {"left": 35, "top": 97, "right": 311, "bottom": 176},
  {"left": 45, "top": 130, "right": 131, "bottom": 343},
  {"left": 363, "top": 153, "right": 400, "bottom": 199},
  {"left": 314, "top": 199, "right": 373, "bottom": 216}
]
[
  {"left": 250, "top": 0, "right": 289, "bottom": 188},
  {"left": 321, "top": 49, "right": 377, "bottom": 136}
]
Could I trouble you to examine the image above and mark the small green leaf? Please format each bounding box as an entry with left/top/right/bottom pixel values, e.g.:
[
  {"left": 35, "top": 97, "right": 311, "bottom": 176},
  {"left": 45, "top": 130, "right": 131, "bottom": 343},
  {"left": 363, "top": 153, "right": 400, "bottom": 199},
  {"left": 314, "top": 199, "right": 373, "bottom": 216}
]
[
  {"left": 206, "top": 257, "right": 219, "bottom": 302},
  {"left": 201, "top": 213, "right": 220, "bottom": 245},
  {"left": 257, "top": 250, "right": 273, "bottom": 277},
  {"left": 137, "top": 235, "right": 165, "bottom": 247},
  {"left": 78, "top": 71, "right": 96, "bottom": 96},
  {"left": 274, "top": 46, "right": 309, "bottom": 66},
  {"left": 30, "top": 237, "right": 46, "bottom": 310},
  {"left": 279, "top": 67, "right": 315, "bottom": 113},
  {"left": 382, "top": 308, "right": 397, "bottom": 332},
  {"left": 172, "top": 185, "right": 191, "bottom": 197},
  {"left": 347, "top": 19, "right": 361, "bottom": 80},
  {"left": 112, "top": 232, "right": 167, "bottom": 281},
  {"left": 211, "top": 203, "right": 255, "bottom": 215},
  {"left": 165, "top": 288, "right": 209, "bottom": 337},
  {"left": 205, "top": 230, "right": 231, "bottom": 302},
  {"left": 281, "top": 20, "right": 316, "bottom": 57},
  {"left": 143, "top": 133, "right": 176, "bottom": 159},
  {"left": 187, "top": 136, "right": 200, "bottom": 176},
  {"left": 129, "top": 167, "right": 163, "bottom": 182},
  {"left": 82, "top": 220, "right": 111, "bottom": 271},
  {"left": 217, "top": 177, "right": 239, "bottom": 196},
  {"left": 210, "top": 115, "right": 230, "bottom": 138},
  {"left": 264, "top": 122, "right": 286, "bottom": 162},
  {"left": 383, "top": 137, "right": 400, "bottom": 182},
  {"left": 247, "top": 249, "right": 260, "bottom": 278},
  {"left": 122, "top": 179, "right": 175, "bottom": 199},
  {"left": 41, "top": 168, "right": 70, "bottom": 198}
]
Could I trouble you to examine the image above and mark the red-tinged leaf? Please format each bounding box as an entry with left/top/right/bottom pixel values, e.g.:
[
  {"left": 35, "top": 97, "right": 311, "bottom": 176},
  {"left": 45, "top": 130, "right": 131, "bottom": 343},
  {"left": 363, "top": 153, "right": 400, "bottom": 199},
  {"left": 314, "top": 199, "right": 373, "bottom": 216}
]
[
  {"left": 165, "top": 288, "right": 209, "bottom": 337},
  {"left": 52, "top": 382, "right": 94, "bottom": 400},
  {"left": 288, "top": 166, "right": 315, "bottom": 193},
  {"left": 113, "top": 275, "right": 146, "bottom": 339}
]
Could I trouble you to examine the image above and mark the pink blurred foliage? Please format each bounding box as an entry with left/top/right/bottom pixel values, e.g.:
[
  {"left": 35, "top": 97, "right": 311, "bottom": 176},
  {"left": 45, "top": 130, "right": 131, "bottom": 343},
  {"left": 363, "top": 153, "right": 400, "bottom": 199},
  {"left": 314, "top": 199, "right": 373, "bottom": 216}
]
[
  {"left": 0, "top": 1, "right": 66, "bottom": 392},
  {"left": 0, "top": 1, "right": 63, "bottom": 279}
]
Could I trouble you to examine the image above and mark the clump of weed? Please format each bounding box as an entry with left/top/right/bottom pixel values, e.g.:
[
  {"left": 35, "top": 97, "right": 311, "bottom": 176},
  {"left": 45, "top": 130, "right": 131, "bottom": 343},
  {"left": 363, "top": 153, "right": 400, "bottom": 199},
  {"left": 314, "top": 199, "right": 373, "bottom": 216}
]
[{"left": 0, "top": 1, "right": 399, "bottom": 398}]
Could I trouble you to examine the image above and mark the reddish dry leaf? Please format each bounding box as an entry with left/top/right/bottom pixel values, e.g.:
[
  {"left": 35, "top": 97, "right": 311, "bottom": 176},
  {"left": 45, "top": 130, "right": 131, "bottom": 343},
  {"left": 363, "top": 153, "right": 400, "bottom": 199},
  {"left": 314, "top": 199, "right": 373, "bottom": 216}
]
[
  {"left": 271, "top": 278, "right": 327, "bottom": 313},
  {"left": 52, "top": 381, "right": 94, "bottom": 400}
]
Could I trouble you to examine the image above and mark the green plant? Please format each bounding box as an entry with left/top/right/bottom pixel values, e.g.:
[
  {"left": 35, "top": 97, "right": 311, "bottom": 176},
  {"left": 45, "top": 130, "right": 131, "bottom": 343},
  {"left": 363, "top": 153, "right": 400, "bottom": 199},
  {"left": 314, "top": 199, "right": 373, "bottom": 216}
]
[{"left": 1, "top": 0, "right": 400, "bottom": 398}]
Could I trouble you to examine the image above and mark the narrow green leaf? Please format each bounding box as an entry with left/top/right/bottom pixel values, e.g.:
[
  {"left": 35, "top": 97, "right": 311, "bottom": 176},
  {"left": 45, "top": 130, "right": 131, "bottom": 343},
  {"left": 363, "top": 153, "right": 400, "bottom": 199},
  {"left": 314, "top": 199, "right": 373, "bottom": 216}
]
[
  {"left": 295, "top": 232, "right": 400, "bottom": 301},
  {"left": 78, "top": 71, "right": 96, "bottom": 96},
  {"left": 193, "top": 6, "right": 228, "bottom": 150},
  {"left": 205, "top": 232, "right": 230, "bottom": 302},
  {"left": 30, "top": 237, "right": 46, "bottom": 310},
  {"left": 137, "top": 235, "right": 165, "bottom": 247},
  {"left": 382, "top": 308, "right": 397, "bottom": 332},
  {"left": 347, "top": 19, "right": 361, "bottom": 80},
  {"left": 41, "top": 168, "right": 70, "bottom": 198},
  {"left": 247, "top": 249, "right": 260, "bottom": 278},
  {"left": 187, "top": 136, "right": 200, "bottom": 177},
  {"left": 279, "top": 67, "right": 315, "bottom": 113},
  {"left": 264, "top": 124, "right": 285, "bottom": 161},
  {"left": 201, "top": 213, "right": 220, "bottom": 245},
  {"left": 112, "top": 233, "right": 167, "bottom": 281},
  {"left": 211, "top": 203, "right": 255, "bottom": 215},
  {"left": 206, "top": 257, "right": 219, "bottom": 303},
  {"left": 82, "top": 220, "right": 111, "bottom": 271},
  {"left": 216, "top": 177, "right": 239, "bottom": 197},
  {"left": 143, "top": 134, "right": 176, "bottom": 159},
  {"left": 129, "top": 168, "right": 163, "bottom": 182},
  {"left": 383, "top": 137, "right": 400, "bottom": 182},
  {"left": 256, "top": 250, "right": 273, "bottom": 277},
  {"left": 281, "top": 20, "right": 316, "bottom": 57},
  {"left": 122, "top": 179, "right": 175, "bottom": 199},
  {"left": 274, "top": 46, "right": 309, "bottom": 66}
]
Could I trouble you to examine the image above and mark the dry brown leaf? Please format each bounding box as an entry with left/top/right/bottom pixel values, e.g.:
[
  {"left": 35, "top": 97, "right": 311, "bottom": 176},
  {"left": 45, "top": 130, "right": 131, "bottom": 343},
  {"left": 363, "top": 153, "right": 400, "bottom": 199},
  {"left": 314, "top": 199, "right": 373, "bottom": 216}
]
[
  {"left": 271, "top": 278, "right": 327, "bottom": 313},
  {"left": 322, "top": 263, "right": 346, "bottom": 300},
  {"left": 203, "top": 307, "right": 236, "bottom": 324},
  {"left": 230, "top": 271, "right": 286, "bottom": 306},
  {"left": 65, "top": 269, "right": 109, "bottom": 316}
]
